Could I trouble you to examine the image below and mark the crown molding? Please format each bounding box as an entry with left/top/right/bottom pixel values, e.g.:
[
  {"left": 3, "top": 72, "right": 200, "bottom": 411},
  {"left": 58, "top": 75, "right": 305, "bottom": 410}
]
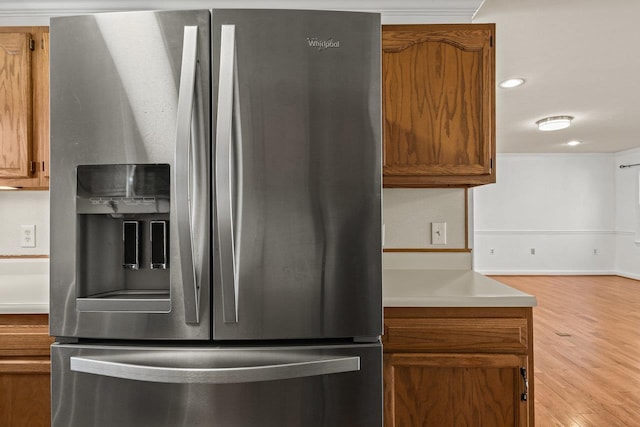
[{"left": 0, "top": 0, "right": 482, "bottom": 23}]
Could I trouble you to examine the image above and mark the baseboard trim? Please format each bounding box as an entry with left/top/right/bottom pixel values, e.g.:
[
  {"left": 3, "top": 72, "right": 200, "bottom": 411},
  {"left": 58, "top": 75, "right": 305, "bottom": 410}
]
[
  {"left": 617, "top": 271, "right": 640, "bottom": 281},
  {"left": 476, "top": 270, "right": 618, "bottom": 276}
]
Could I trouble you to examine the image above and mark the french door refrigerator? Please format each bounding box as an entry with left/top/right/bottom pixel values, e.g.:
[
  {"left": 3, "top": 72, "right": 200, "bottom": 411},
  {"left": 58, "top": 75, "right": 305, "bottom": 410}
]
[{"left": 49, "top": 8, "right": 381, "bottom": 427}]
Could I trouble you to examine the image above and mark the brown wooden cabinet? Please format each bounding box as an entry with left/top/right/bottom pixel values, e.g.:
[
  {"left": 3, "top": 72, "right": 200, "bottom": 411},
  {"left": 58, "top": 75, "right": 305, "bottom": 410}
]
[
  {"left": 0, "top": 27, "right": 49, "bottom": 189},
  {"left": 0, "top": 314, "right": 53, "bottom": 427},
  {"left": 382, "top": 24, "right": 495, "bottom": 187},
  {"left": 383, "top": 307, "right": 534, "bottom": 426}
]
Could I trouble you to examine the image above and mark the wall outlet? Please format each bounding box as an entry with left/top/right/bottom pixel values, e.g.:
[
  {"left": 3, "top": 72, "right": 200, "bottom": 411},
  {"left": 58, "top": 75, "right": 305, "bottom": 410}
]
[
  {"left": 20, "top": 224, "right": 36, "bottom": 248},
  {"left": 431, "top": 222, "right": 447, "bottom": 245},
  {"left": 490, "top": 248, "right": 495, "bottom": 255},
  {"left": 530, "top": 248, "right": 536, "bottom": 255}
]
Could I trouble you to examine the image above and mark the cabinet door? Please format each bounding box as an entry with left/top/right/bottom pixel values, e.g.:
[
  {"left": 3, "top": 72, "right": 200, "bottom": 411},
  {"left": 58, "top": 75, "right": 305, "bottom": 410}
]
[
  {"left": 383, "top": 24, "right": 495, "bottom": 187},
  {"left": 384, "top": 353, "right": 529, "bottom": 427},
  {"left": 0, "top": 32, "right": 32, "bottom": 179},
  {"left": 0, "top": 27, "right": 49, "bottom": 189},
  {"left": 0, "top": 372, "right": 51, "bottom": 427},
  {"left": 35, "top": 31, "right": 50, "bottom": 183}
]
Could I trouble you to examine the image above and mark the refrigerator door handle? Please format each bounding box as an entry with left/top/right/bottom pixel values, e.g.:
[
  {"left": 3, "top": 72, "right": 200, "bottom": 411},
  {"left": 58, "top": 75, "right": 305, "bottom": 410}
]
[
  {"left": 216, "top": 24, "right": 241, "bottom": 323},
  {"left": 175, "top": 25, "right": 201, "bottom": 324},
  {"left": 70, "top": 355, "right": 359, "bottom": 384}
]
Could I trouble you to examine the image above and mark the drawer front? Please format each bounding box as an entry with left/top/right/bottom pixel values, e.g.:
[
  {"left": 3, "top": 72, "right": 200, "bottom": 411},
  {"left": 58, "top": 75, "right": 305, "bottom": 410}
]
[{"left": 383, "top": 317, "right": 528, "bottom": 353}]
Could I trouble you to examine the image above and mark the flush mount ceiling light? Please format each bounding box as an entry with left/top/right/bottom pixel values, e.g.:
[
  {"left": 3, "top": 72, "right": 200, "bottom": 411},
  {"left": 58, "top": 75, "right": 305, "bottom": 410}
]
[
  {"left": 536, "top": 115, "right": 573, "bottom": 131},
  {"left": 499, "top": 78, "right": 525, "bottom": 88},
  {"left": 567, "top": 140, "right": 582, "bottom": 146}
]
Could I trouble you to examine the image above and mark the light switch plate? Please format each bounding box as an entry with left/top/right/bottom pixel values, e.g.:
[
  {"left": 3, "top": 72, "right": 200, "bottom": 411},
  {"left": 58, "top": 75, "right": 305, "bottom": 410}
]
[{"left": 431, "top": 222, "right": 446, "bottom": 245}]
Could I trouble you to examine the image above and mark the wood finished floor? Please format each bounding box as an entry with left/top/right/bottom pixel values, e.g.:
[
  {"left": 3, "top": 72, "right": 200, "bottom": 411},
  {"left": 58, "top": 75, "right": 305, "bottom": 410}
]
[{"left": 491, "top": 275, "right": 640, "bottom": 426}]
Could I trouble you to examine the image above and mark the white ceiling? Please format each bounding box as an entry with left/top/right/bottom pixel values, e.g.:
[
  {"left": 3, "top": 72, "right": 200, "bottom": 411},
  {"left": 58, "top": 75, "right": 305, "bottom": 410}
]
[{"left": 474, "top": 0, "right": 640, "bottom": 154}]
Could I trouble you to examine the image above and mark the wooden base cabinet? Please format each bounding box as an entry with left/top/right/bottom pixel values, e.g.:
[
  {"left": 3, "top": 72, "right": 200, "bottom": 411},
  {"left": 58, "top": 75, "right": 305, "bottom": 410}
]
[
  {"left": 0, "top": 315, "right": 53, "bottom": 427},
  {"left": 383, "top": 307, "right": 534, "bottom": 426}
]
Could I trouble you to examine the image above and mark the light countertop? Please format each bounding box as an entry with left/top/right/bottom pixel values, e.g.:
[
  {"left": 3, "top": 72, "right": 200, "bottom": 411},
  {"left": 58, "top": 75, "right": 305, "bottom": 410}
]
[
  {"left": 383, "top": 269, "right": 537, "bottom": 307},
  {"left": 2, "top": 260, "right": 536, "bottom": 313}
]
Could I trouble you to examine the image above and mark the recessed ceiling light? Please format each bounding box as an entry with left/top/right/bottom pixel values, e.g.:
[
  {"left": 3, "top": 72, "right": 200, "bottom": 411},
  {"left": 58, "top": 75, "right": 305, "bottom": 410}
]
[
  {"left": 499, "top": 78, "right": 525, "bottom": 88},
  {"left": 536, "top": 115, "right": 573, "bottom": 131},
  {"left": 567, "top": 140, "right": 582, "bottom": 146}
]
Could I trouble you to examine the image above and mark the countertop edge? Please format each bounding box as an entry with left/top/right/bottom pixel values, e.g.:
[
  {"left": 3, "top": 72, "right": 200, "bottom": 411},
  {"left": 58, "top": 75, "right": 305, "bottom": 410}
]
[{"left": 383, "top": 269, "right": 538, "bottom": 308}]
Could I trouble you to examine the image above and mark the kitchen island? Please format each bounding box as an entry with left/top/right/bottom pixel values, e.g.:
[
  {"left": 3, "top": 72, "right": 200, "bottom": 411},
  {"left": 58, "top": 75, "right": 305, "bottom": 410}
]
[{"left": 383, "top": 269, "right": 536, "bottom": 427}]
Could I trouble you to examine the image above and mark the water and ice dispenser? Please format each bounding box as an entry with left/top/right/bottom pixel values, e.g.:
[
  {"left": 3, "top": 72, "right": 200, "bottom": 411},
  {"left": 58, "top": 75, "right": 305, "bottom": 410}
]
[{"left": 75, "top": 164, "right": 171, "bottom": 312}]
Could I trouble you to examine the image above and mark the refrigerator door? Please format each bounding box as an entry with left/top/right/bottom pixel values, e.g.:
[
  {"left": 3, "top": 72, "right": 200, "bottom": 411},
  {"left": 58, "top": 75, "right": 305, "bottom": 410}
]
[
  {"left": 50, "top": 10, "right": 211, "bottom": 339},
  {"left": 51, "top": 342, "right": 382, "bottom": 426},
  {"left": 212, "top": 10, "right": 382, "bottom": 340}
]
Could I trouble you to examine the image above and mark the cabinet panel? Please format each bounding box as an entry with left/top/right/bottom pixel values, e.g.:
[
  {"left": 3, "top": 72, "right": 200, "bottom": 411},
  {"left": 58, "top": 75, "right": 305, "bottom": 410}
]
[
  {"left": 382, "top": 24, "right": 495, "bottom": 187},
  {"left": 384, "top": 353, "right": 529, "bottom": 427},
  {"left": 0, "top": 371, "right": 50, "bottom": 427},
  {"left": 383, "top": 306, "right": 534, "bottom": 426},
  {"left": 0, "top": 314, "right": 51, "bottom": 427},
  {"left": 384, "top": 317, "right": 528, "bottom": 353},
  {"left": 0, "top": 32, "right": 32, "bottom": 178}
]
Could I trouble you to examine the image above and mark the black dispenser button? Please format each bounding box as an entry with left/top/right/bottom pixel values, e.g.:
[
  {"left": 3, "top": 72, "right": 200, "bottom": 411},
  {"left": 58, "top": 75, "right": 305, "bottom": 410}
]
[
  {"left": 123, "top": 221, "right": 140, "bottom": 270},
  {"left": 150, "top": 220, "right": 168, "bottom": 269}
]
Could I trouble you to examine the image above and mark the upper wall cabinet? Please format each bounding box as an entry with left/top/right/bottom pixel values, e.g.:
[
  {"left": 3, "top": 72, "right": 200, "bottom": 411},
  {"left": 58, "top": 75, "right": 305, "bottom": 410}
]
[
  {"left": 382, "top": 24, "right": 495, "bottom": 187},
  {"left": 0, "top": 27, "right": 49, "bottom": 189}
]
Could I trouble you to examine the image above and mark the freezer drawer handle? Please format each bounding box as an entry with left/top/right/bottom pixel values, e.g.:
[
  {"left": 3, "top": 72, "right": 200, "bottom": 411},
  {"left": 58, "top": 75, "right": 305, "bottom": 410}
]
[
  {"left": 215, "top": 24, "right": 242, "bottom": 323},
  {"left": 70, "top": 355, "right": 359, "bottom": 384},
  {"left": 175, "top": 25, "right": 201, "bottom": 324}
]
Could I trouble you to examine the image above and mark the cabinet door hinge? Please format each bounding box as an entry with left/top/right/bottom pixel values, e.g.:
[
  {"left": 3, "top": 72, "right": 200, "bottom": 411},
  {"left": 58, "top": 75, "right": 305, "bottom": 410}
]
[
  {"left": 520, "top": 367, "right": 529, "bottom": 402},
  {"left": 29, "top": 38, "right": 35, "bottom": 51}
]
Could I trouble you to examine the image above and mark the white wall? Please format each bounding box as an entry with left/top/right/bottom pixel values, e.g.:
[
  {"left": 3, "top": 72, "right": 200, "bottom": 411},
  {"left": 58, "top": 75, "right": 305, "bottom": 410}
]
[
  {"left": 0, "top": 258, "right": 49, "bottom": 313},
  {"left": 383, "top": 188, "right": 471, "bottom": 270},
  {"left": 0, "top": 191, "right": 49, "bottom": 311},
  {"left": 615, "top": 147, "right": 640, "bottom": 279},
  {"left": 0, "top": 191, "right": 50, "bottom": 256},
  {"left": 473, "top": 154, "right": 617, "bottom": 274},
  {"left": 384, "top": 188, "right": 466, "bottom": 249}
]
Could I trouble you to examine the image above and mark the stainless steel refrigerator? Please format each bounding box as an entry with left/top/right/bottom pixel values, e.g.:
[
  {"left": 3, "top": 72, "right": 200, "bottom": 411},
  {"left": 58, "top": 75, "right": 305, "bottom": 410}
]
[{"left": 49, "top": 8, "right": 381, "bottom": 427}]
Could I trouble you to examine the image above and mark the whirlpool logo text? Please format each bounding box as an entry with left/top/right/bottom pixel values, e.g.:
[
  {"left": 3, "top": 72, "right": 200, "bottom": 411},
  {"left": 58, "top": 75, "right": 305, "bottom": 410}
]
[{"left": 306, "top": 37, "right": 341, "bottom": 51}]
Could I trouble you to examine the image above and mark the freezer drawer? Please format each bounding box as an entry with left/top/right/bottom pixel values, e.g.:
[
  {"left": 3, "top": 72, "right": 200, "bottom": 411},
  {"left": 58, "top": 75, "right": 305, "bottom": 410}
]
[{"left": 51, "top": 342, "right": 382, "bottom": 427}]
